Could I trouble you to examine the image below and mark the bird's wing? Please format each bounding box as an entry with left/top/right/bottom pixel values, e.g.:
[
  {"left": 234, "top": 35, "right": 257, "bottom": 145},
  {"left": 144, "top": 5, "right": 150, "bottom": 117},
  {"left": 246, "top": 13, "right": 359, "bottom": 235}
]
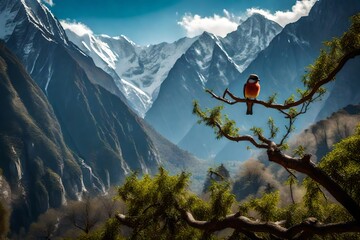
[{"left": 243, "top": 83, "right": 246, "bottom": 98}]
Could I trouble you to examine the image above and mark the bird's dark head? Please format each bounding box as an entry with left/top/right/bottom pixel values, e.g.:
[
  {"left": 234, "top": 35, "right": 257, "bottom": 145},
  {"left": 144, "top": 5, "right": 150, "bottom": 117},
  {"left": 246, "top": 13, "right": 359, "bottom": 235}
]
[{"left": 248, "top": 74, "right": 260, "bottom": 83}]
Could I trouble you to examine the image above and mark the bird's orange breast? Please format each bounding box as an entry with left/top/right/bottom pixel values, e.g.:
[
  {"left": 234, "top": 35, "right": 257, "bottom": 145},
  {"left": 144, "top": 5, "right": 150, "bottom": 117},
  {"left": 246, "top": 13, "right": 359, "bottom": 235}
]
[{"left": 244, "top": 82, "right": 260, "bottom": 99}]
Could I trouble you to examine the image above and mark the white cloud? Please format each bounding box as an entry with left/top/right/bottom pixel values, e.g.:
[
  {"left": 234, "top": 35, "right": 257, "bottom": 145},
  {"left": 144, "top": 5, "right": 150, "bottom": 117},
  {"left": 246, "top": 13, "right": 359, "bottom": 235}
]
[
  {"left": 247, "top": 0, "right": 317, "bottom": 27},
  {"left": 178, "top": 0, "right": 317, "bottom": 37},
  {"left": 60, "top": 20, "right": 93, "bottom": 37},
  {"left": 177, "top": 9, "right": 241, "bottom": 38},
  {"left": 41, "top": 0, "right": 54, "bottom": 7}
]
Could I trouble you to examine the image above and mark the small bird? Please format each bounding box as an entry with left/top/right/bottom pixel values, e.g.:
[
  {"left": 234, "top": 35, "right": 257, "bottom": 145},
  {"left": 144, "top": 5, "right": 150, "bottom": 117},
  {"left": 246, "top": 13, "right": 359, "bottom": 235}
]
[{"left": 243, "top": 74, "right": 261, "bottom": 115}]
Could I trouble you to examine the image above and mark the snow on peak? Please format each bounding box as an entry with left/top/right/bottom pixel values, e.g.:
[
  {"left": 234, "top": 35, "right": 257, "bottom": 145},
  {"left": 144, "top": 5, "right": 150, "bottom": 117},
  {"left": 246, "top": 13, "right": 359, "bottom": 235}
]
[
  {"left": 20, "top": 0, "right": 68, "bottom": 44},
  {"left": 64, "top": 23, "right": 197, "bottom": 116},
  {"left": 0, "top": 1, "right": 20, "bottom": 40},
  {"left": 60, "top": 20, "right": 93, "bottom": 37}
]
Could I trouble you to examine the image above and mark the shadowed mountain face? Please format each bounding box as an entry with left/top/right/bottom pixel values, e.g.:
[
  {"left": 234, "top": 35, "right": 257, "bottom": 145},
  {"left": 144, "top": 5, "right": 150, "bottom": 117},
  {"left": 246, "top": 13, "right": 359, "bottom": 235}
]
[
  {"left": 145, "top": 15, "right": 281, "bottom": 148},
  {"left": 217, "top": 0, "right": 360, "bottom": 163},
  {"left": 0, "top": 0, "right": 200, "bottom": 232},
  {"left": 1, "top": 0, "right": 160, "bottom": 185},
  {"left": 0, "top": 42, "right": 84, "bottom": 232}
]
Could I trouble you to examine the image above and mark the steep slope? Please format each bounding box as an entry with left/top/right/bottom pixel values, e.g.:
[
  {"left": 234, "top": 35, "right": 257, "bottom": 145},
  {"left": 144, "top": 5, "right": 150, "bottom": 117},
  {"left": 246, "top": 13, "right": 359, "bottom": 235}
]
[
  {"left": 63, "top": 25, "right": 197, "bottom": 116},
  {"left": 221, "top": 13, "right": 282, "bottom": 72},
  {"left": 0, "top": 42, "right": 84, "bottom": 231},
  {"left": 0, "top": 0, "right": 200, "bottom": 214},
  {"left": 145, "top": 32, "right": 241, "bottom": 144},
  {"left": 229, "top": 0, "right": 360, "bottom": 114},
  {"left": 0, "top": 0, "right": 125, "bottom": 103},
  {"left": 316, "top": 57, "right": 360, "bottom": 120},
  {"left": 146, "top": 14, "right": 282, "bottom": 160},
  {"left": 218, "top": 0, "right": 360, "bottom": 162}
]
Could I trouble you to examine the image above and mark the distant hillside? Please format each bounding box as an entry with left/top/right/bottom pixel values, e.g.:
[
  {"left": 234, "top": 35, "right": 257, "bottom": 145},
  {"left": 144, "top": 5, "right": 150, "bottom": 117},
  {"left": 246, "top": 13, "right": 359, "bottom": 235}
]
[
  {"left": 232, "top": 105, "right": 360, "bottom": 201},
  {"left": 288, "top": 104, "right": 360, "bottom": 163}
]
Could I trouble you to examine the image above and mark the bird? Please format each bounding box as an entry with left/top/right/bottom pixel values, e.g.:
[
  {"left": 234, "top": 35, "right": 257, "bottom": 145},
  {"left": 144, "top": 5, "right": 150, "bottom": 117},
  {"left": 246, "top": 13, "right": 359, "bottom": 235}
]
[{"left": 243, "top": 74, "right": 261, "bottom": 115}]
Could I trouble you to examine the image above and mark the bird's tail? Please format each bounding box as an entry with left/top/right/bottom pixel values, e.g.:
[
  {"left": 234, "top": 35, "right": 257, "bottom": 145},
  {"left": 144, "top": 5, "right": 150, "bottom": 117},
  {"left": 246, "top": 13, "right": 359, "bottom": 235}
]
[{"left": 246, "top": 101, "right": 253, "bottom": 115}]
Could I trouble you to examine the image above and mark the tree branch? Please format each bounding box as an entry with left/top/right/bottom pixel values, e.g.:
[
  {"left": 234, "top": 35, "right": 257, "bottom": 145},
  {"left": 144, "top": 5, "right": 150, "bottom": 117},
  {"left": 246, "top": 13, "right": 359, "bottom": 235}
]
[
  {"left": 267, "top": 149, "right": 360, "bottom": 221},
  {"left": 116, "top": 213, "right": 136, "bottom": 228},
  {"left": 180, "top": 210, "right": 360, "bottom": 239},
  {"left": 207, "top": 49, "right": 360, "bottom": 111},
  {"left": 213, "top": 122, "right": 269, "bottom": 149}
]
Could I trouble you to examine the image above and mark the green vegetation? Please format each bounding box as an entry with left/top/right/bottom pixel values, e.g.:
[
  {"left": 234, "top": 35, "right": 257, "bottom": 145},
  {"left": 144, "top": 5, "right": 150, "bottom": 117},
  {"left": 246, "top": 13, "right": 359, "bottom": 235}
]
[{"left": 0, "top": 200, "right": 10, "bottom": 239}]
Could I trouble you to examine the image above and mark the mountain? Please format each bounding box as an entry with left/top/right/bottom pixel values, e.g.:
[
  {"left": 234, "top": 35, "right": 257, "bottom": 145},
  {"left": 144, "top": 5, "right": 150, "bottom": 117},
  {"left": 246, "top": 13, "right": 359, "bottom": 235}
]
[
  {"left": 62, "top": 25, "right": 197, "bottom": 116},
  {"left": 289, "top": 104, "right": 360, "bottom": 163},
  {"left": 0, "top": 41, "right": 84, "bottom": 232},
  {"left": 0, "top": 0, "right": 201, "bottom": 231},
  {"left": 145, "top": 32, "right": 241, "bottom": 144},
  {"left": 232, "top": 0, "right": 360, "bottom": 101},
  {"left": 145, "top": 14, "right": 282, "bottom": 161},
  {"left": 222, "top": 13, "right": 282, "bottom": 72},
  {"left": 217, "top": 0, "right": 360, "bottom": 162}
]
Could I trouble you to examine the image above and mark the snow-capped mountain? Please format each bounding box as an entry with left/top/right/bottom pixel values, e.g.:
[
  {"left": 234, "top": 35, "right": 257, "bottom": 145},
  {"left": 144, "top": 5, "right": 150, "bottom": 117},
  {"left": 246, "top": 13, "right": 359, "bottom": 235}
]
[
  {"left": 144, "top": 31, "right": 246, "bottom": 144},
  {"left": 217, "top": 0, "right": 360, "bottom": 163},
  {"left": 62, "top": 14, "right": 281, "bottom": 118},
  {"left": 62, "top": 25, "right": 197, "bottom": 116},
  {"left": 145, "top": 14, "right": 282, "bottom": 153},
  {"left": 0, "top": 0, "right": 200, "bottom": 232},
  {"left": 222, "top": 13, "right": 282, "bottom": 72}
]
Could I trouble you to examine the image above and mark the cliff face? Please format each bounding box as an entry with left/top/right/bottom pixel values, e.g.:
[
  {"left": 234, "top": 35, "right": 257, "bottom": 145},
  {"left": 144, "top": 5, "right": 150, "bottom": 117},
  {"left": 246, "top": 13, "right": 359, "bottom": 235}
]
[
  {"left": 0, "top": 42, "right": 84, "bottom": 231},
  {"left": 0, "top": 0, "right": 202, "bottom": 231},
  {"left": 288, "top": 105, "right": 360, "bottom": 163}
]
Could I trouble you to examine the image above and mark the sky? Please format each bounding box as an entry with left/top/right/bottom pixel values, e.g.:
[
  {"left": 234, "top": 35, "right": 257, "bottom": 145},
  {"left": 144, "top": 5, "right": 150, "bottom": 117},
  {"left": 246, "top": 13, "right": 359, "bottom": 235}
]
[{"left": 42, "top": 0, "right": 317, "bottom": 46}]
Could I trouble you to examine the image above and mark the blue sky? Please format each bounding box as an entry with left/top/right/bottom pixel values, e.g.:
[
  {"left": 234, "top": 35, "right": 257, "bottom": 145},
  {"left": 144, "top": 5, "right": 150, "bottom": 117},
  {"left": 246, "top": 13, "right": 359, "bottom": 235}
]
[{"left": 43, "top": 0, "right": 317, "bottom": 45}]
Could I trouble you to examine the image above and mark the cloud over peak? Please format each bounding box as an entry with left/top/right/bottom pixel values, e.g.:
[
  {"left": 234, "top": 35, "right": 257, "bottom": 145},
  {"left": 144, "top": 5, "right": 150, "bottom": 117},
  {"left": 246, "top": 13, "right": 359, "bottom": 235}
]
[
  {"left": 177, "top": 9, "right": 240, "bottom": 38},
  {"left": 60, "top": 20, "right": 93, "bottom": 37},
  {"left": 178, "top": 0, "right": 317, "bottom": 38},
  {"left": 247, "top": 0, "right": 318, "bottom": 27}
]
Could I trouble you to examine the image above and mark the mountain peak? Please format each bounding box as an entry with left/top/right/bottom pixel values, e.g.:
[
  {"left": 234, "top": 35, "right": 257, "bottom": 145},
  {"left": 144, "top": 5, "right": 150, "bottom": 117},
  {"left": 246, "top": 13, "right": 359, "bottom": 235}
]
[
  {"left": 20, "top": 0, "right": 69, "bottom": 44},
  {"left": 248, "top": 13, "right": 267, "bottom": 21},
  {"left": 199, "top": 31, "right": 215, "bottom": 39}
]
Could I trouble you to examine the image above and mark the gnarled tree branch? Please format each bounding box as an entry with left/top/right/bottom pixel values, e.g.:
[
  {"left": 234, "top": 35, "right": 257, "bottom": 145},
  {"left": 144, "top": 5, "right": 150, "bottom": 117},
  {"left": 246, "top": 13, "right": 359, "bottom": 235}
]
[
  {"left": 179, "top": 210, "right": 360, "bottom": 240},
  {"left": 267, "top": 149, "right": 360, "bottom": 221},
  {"left": 206, "top": 48, "right": 360, "bottom": 111}
]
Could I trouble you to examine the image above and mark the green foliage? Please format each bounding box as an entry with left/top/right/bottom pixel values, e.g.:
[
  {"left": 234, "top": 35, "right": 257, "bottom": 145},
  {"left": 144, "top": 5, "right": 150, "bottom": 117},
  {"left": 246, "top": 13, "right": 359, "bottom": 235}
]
[
  {"left": 284, "top": 174, "right": 298, "bottom": 187},
  {"left": 284, "top": 94, "right": 295, "bottom": 105},
  {"left": 246, "top": 191, "right": 281, "bottom": 221},
  {"left": 318, "top": 124, "right": 360, "bottom": 204},
  {"left": 208, "top": 181, "right": 235, "bottom": 219},
  {"left": 250, "top": 126, "right": 263, "bottom": 137},
  {"left": 267, "top": 93, "right": 278, "bottom": 104},
  {"left": 301, "top": 125, "right": 360, "bottom": 223},
  {"left": 203, "top": 164, "right": 231, "bottom": 193},
  {"left": 117, "top": 167, "right": 203, "bottom": 239},
  {"left": 267, "top": 117, "right": 279, "bottom": 139},
  {"left": 293, "top": 145, "right": 306, "bottom": 157},
  {"left": 193, "top": 101, "right": 240, "bottom": 139},
  {"left": 278, "top": 142, "right": 289, "bottom": 151},
  {"left": 303, "top": 13, "right": 360, "bottom": 89},
  {"left": 288, "top": 107, "right": 298, "bottom": 118}
]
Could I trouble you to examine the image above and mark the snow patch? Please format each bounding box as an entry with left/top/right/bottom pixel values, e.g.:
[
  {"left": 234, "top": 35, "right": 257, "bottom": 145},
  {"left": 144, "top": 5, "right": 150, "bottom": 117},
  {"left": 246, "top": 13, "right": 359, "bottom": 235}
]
[
  {"left": 79, "top": 158, "right": 106, "bottom": 194},
  {"left": 44, "top": 62, "right": 53, "bottom": 95},
  {"left": 0, "top": 2, "right": 19, "bottom": 40}
]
